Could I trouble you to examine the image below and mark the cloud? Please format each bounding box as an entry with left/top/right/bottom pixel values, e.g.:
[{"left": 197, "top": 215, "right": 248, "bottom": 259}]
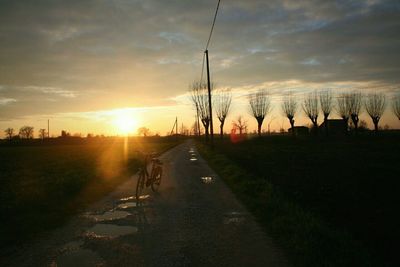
[
  {"left": 0, "top": 97, "right": 17, "bottom": 105},
  {"left": 0, "top": 0, "right": 399, "bottom": 127}
]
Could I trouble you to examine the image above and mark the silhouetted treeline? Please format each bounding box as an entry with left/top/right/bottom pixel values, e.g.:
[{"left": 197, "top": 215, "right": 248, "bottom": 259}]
[{"left": 188, "top": 82, "right": 400, "bottom": 138}]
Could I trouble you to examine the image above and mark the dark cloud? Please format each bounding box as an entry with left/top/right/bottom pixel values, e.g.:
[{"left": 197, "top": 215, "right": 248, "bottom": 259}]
[{"left": 0, "top": 0, "right": 399, "bottom": 120}]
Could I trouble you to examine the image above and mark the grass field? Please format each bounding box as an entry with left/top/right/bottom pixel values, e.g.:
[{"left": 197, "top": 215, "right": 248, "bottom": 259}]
[
  {"left": 0, "top": 136, "right": 178, "bottom": 250},
  {"left": 198, "top": 134, "right": 400, "bottom": 267}
]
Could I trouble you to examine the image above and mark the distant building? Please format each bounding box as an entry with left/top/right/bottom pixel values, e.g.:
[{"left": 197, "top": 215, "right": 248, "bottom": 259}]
[
  {"left": 288, "top": 126, "right": 309, "bottom": 135},
  {"left": 319, "top": 119, "right": 347, "bottom": 135}
]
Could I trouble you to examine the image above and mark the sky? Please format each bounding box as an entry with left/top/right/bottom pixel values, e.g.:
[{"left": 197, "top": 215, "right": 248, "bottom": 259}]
[{"left": 0, "top": 0, "right": 399, "bottom": 137}]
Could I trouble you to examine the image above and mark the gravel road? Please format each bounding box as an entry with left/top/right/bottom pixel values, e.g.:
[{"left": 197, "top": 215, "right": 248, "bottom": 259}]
[{"left": 2, "top": 140, "right": 289, "bottom": 267}]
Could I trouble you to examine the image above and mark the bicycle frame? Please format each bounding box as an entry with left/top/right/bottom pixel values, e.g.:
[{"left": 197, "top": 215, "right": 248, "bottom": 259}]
[{"left": 136, "top": 153, "right": 163, "bottom": 200}]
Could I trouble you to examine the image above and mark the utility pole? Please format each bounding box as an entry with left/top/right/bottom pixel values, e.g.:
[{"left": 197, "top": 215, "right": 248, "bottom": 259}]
[
  {"left": 196, "top": 104, "right": 201, "bottom": 136},
  {"left": 205, "top": 50, "right": 214, "bottom": 146},
  {"left": 47, "top": 119, "right": 50, "bottom": 138},
  {"left": 175, "top": 117, "right": 178, "bottom": 135}
]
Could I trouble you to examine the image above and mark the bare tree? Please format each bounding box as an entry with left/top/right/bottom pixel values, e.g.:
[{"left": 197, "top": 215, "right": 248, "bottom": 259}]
[
  {"left": 39, "top": 129, "right": 47, "bottom": 140},
  {"left": 281, "top": 94, "right": 297, "bottom": 135},
  {"left": 232, "top": 116, "right": 248, "bottom": 135},
  {"left": 19, "top": 126, "right": 34, "bottom": 139},
  {"left": 348, "top": 91, "right": 363, "bottom": 134},
  {"left": 365, "top": 93, "right": 386, "bottom": 133},
  {"left": 190, "top": 81, "right": 213, "bottom": 141},
  {"left": 336, "top": 93, "right": 351, "bottom": 133},
  {"left": 319, "top": 90, "right": 333, "bottom": 134},
  {"left": 180, "top": 124, "right": 189, "bottom": 135},
  {"left": 392, "top": 93, "right": 400, "bottom": 120},
  {"left": 191, "top": 121, "right": 202, "bottom": 136},
  {"left": 214, "top": 88, "right": 232, "bottom": 138},
  {"left": 249, "top": 89, "right": 272, "bottom": 137},
  {"left": 302, "top": 92, "right": 319, "bottom": 130},
  {"left": 4, "top": 128, "right": 14, "bottom": 141},
  {"left": 137, "top": 127, "right": 150, "bottom": 137}
]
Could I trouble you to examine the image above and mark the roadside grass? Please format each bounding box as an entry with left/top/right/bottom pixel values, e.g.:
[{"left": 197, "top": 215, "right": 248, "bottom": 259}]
[
  {"left": 197, "top": 135, "right": 400, "bottom": 266},
  {"left": 0, "top": 136, "right": 179, "bottom": 251}
]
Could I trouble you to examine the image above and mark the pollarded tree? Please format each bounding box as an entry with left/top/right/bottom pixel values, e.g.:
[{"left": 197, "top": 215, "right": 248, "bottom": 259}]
[
  {"left": 348, "top": 91, "right": 363, "bottom": 133},
  {"left": 19, "top": 126, "right": 34, "bottom": 139},
  {"left": 337, "top": 93, "right": 351, "bottom": 133},
  {"left": 319, "top": 90, "right": 333, "bottom": 134},
  {"left": 393, "top": 93, "right": 400, "bottom": 120},
  {"left": 232, "top": 116, "right": 248, "bottom": 135},
  {"left": 4, "top": 128, "right": 14, "bottom": 141},
  {"left": 249, "top": 89, "right": 271, "bottom": 137},
  {"left": 281, "top": 94, "right": 298, "bottom": 135},
  {"left": 365, "top": 93, "right": 386, "bottom": 133},
  {"left": 39, "top": 129, "right": 47, "bottom": 140},
  {"left": 303, "top": 92, "right": 319, "bottom": 129},
  {"left": 137, "top": 127, "right": 150, "bottom": 137},
  {"left": 214, "top": 88, "right": 232, "bottom": 138},
  {"left": 190, "top": 81, "right": 213, "bottom": 141}
]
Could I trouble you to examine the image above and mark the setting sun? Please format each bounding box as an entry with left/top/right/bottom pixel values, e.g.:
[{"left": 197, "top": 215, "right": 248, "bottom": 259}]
[{"left": 113, "top": 109, "right": 138, "bottom": 135}]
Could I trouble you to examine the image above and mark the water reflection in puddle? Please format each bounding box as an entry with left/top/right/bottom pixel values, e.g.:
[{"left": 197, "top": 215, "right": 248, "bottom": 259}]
[
  {"left": 53, "top": 248, "right": 103, "bottom": 267},
  {"left": 118, "top": 194, "right": 150, "bottom": 202},
  {"left": 83, "top": 210, "right": 131, "bottom": 222},
  {"left": 190, "top": 157, "right": 198, "bottom": 161},
  {"left": 223, "top": 212, "right": 246, "bottom": 225},
  {"left": 117, "top": 201, "right": 144, "bottom": 209},
  {"left": 200, "top": 176, "right": 214, "bottom": 184},
  {"left": 189, "top": 148, "right": 195, "bottom": 153},
  {"left": 85, "top": 224, "right": 138, "bottom": 239}
]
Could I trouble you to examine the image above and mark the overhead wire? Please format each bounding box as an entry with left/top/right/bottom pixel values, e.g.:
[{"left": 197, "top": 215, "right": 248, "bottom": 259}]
[
  {"left": 200, "top": 0, "right": 221, "bottom": 84},
  {"left": 200, "top": 53, "right": 205, "bottom": 84},
  {"left": 205, "top": 0, "right": 221, "bottom": 51}
]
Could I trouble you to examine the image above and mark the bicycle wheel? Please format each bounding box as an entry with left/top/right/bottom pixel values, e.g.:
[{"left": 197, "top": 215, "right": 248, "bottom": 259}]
[
  {"left": 151, "top": 166, "right": 162, "bottom": 192},
  {"left": 136, "top": 171, "right": 145, "bottom": 200}
]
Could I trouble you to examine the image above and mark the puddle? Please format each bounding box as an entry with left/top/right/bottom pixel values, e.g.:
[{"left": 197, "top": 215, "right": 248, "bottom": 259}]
[
  {"left": 189, "top": 148, "right": 195, "bottom": 153},
  {"left": 117, "top": 201, "right": 144, "bottom": 209},
  {"left": 200, "top": 176, "right": 214, "bottom": 184},
  {"left": 190, "top": 157, "right": 198, "bottom": 161},
  {"left": 118, "top": 194, "right": 150, "bottom": 202},
  {"left": 119, "top": 196, "right": 135, "bottom": 201},
  {"left": 83, "top": 210, "right": 131, "bottom": 222},
  {"left": 85, "top": 224, "right": 138, "bottom": 239},
  {"left": 53, "top": 248, "right": 104, "bottom": 267},
  {"left": 59, "top": 240, "right": 84, "bottom": 253},
  {"left": 223, "top": 211, "right": 246, "bottom": 225}
]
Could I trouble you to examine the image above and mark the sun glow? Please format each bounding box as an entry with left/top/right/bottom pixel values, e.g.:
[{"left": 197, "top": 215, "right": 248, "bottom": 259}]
[{"left": 113, "top": 109, "right": 138, "bottom": 135}]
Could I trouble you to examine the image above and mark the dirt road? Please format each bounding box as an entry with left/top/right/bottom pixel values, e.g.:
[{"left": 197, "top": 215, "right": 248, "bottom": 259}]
[{"left": 3, "top": 140, "right": 289, "bottom": 267}]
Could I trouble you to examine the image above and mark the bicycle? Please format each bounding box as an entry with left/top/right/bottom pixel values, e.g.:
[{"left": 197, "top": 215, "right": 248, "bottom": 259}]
[{"left": 136, "top": 153, "right": 163, "bottom": 201}]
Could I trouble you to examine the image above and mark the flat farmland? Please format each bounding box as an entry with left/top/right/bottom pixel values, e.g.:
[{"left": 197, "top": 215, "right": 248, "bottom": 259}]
[
  {"left": 198, "top": 133, "right": 400, "bottom": 266},
  {"left": 0, "top": 137, "right": 178, "bottom": 249}
]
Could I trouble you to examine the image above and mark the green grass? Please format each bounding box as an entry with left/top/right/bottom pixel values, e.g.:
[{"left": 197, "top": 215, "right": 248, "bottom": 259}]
[
  {"left": 197, "top": 134, "right": 400, "bottom": 266},
  {"left": 0, "top": 136, "right": 179, "bottom": 250}
]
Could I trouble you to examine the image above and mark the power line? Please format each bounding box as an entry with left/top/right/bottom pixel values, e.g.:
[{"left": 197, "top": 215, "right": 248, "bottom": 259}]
[
  {"left": 200, "top": 0, "right": 221, "bottom": 84},
  {"left": 205, "top": 0, "right": 221, "bottom": 51},
  {"left": 200, "top": 53, "right": 205, "bottom": 83}
]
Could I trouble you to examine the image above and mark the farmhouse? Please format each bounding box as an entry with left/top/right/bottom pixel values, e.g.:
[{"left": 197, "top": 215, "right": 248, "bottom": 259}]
[
  {"left": 319, "top": 119, "right": 347, "bottom": 135},
  {"left": 288, "top": 126, "right": 309, "bottom": 135}
]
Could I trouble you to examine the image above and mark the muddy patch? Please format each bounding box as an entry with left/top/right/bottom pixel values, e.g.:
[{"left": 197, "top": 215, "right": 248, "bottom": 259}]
[
  {"left": 52, "top": 248, "right": 104, "bottom": 267},
  {"left": 85, "top": 224, "right": 138, "bottom": 239},
  {"left": 83, "top": 210, "right": 131, "bottom": 222}
]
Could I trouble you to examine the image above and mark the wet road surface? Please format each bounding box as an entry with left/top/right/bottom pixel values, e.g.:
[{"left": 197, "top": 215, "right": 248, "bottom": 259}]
[{"left": 2, "top": 140, "right": 289, "bottom": 267}]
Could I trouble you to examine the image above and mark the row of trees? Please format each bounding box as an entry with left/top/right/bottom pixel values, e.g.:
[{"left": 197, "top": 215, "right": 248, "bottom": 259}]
[
  {"left": 282, "top": 91, "right": 390, "bottom": 134},
  {"left": 3, "top": 126, "right": 40, "bottom": 140},
  {"left": 190, "top": 81, "right": 400, "bottom": 139}
]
